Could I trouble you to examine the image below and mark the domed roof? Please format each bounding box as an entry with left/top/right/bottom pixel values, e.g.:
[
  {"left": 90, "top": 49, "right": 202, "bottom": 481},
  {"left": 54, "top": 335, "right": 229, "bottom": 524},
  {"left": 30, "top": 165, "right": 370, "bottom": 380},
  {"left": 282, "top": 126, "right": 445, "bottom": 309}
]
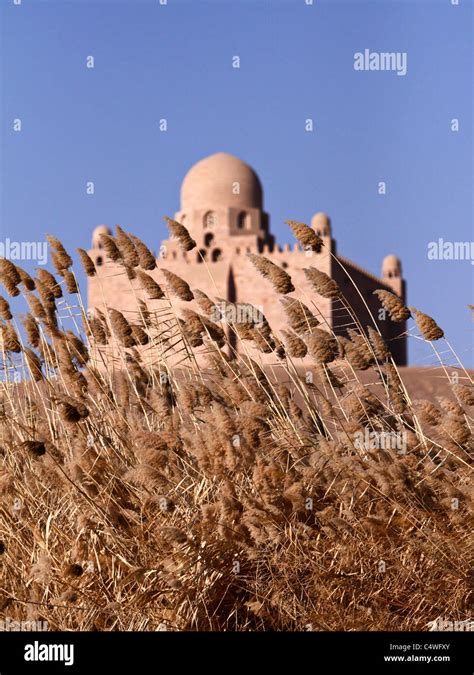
[
  {"left": 382, "top": 254, "right": 402, "bottom": 278},
  {"left": 382, "top": 254, "right": 401, "bottom": 270},
  {"left": 181, "top": 153, "right": 263, "bottom": 211},
  {"left": 92, "top": 224, "right": 112, "bottom": 246},
  {"left": 93, "top": 224, "right": 111, "bottom": 237},
  {"left": 311, "top": 212, "right": 331, "bottom": 235}
]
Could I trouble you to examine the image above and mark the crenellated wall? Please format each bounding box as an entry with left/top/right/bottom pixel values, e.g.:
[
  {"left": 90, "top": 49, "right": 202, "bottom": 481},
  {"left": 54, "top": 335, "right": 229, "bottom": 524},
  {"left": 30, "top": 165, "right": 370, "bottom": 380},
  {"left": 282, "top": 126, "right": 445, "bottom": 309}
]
[{"left": 87, "top": 222, "right": 407, "bottom": 367}]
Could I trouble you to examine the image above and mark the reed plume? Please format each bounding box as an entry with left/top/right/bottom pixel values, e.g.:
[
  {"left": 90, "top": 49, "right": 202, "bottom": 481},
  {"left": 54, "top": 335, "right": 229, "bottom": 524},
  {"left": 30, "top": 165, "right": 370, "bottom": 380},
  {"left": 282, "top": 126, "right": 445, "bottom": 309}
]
[
  {"left": 303, "top": 266, "right": 341, "bottom": 299},
  {"left": 248, "top": 254, "right": 294, "bottom": 294},
  {"left": 116, "top": 226, "right": 139, "bottom": 267},
  {"left": 47, "top": 235, "right": 73, "bottom": 272},
  {"left": 1, "top": 323, "right": 21, "bottom": 353},
  {"left": 193, "top": 289, "right": 216, "bottom": 317},
  {"left": 27, "top": 294, "right": 46, "bottom": 320},
  {"left": 164, "top": 216, "right": 196, "bottom": 251},
  {"left": 161, "top": 269, "right": 194, "bottom": 301},
  {"left": 306, "top": 328, "right": 338, "bottom": 363},
  {"left": 34, "top": 279, "right": 55, "bottom": 306},
  {"left": 0, "top": 259, "right": 21, "bottom": 297},
  {"left": 136, "top": 270, "right": 165, "bottom": 300},
  {"left": 100, "top": 234, "right": 123, "bottom": 262},
  {"left": 129, "top": 235, "right": 156, "bottom": 270},
  {"left": 181, "top": 309, "right": 225, "bottom": 346},
  {"left": 23, "top": 348, "right": 43, "bottom": 381},
  {"left": 374, "top": 289, "right": 411, "bottom": 322},
  {"left": 280, "top": 296, "right": 319, "bottom": 334},
  {"left": 131, "top": 324, "right": 149, "bottom": 346},
  {"left": 410, "top": 308, "right": 444, "bottom": 341},
  {"left": 0, "top": 259, "right": 21, "bottom": 286},
  {"left": 88, "top": 318, "right": 108, "bottom": 345},
  {"left": 367, "top": 327, "right": 389, "bottom": 361},
  {"left": 385, "top": 363, "right": 407, "bottom": 414},
  {"left": 77, "top": 248, "right": 96, "bottom": 277},
  {"left": 21, "top": 440, "right": 46, "bottom": 457},
  {"left": 109, "top": 309, "right": 135, "bottom": 348},
  {"left": 281, "top": 329, "right": 307, "bottom": 358},
  {"left": 0, "top": 297, "right": 12, "bottom": 321},
  {"left": 286, "top": 220, "right": 323, "bottom": 252},
  {"left": 16, "top": 266, "right": 36, "bottom": 291},
  {"left": 37, "top": 269, "right": 62, "bottom": 299},
  {"left": 453, "top": 384, "right": 474, "bottom": 407}
]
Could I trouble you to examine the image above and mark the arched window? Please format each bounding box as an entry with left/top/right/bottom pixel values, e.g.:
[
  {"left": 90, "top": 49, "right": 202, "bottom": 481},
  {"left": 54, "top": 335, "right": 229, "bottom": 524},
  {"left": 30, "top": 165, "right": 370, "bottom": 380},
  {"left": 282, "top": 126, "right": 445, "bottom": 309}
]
[
  {"left": 204, "top": 211, "right": 218, "bottom": 229},
  {"left": 197, "top": 249, "right": 206, "bottom": 263},
  {"left": 96, "top": 256, "right": 103, "bottom": 266},
  {"left": 204, "top": 233, "right": 214, "bottom": 247},
  {"left": 212, "top": 249, "right": 222, "bottom": 262}
]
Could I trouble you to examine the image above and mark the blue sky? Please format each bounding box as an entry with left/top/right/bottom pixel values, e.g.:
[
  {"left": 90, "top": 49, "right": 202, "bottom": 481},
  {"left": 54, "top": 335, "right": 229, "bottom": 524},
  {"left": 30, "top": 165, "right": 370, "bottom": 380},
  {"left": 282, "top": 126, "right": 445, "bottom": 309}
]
[{"left": 1, "top": 0, "right": 472, "bottom": 366}]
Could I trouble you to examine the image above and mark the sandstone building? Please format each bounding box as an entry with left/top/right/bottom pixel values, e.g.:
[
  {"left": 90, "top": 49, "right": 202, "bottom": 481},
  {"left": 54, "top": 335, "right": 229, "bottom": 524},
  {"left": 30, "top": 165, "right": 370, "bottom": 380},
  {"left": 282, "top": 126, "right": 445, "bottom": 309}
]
[{"left": 87, "top": 152, "right": 407, "bottom": 365}]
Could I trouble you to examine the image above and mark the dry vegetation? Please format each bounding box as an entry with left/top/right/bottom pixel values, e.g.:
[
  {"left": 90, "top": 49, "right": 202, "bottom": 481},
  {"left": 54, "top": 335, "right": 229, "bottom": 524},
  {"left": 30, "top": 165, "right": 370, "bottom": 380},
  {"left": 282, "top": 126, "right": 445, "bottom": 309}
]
[{"left": 0, "top": 221, "right": 472, "bottom": 631}]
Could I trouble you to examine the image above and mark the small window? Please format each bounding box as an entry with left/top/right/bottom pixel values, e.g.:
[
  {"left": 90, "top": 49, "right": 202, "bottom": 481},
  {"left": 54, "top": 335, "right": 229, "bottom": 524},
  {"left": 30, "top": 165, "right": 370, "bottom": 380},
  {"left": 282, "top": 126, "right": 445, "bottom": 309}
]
[
  {"left": 97, "top": 242, "right": 103, "bottom": 250},
  {"left": 212, "top": 249, "right": 222, "bottom": 262},
  {"left": 204, "top": 233, "right": 214, "bottom": 247},
  {"left": 237, "top": 212, "right": 246, "bottom": 229},
  {"left": 172, "top": 251, "right": 177, "bottom": 259},
  {"left": 204, "top": 211, "right": 218, "bottom": 229},
  {"left": 235, "top": 247, "right": 240, "bottom": 255},
  {"left": 96, "top": 256, "right": 103, "bottom": 266},
  {"left": 197, "top": 249, "right": 206, "bottom": 263},
  {"left": 281, "top": 262, "right": 288, "bottom": 269}
]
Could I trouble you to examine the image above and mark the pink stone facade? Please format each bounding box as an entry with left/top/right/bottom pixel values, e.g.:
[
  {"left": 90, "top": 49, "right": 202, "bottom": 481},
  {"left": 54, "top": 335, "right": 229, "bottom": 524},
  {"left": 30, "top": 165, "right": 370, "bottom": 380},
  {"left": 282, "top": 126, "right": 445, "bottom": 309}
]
[{"left": 87, "top": 153, "right": 407, "bottom": 366}]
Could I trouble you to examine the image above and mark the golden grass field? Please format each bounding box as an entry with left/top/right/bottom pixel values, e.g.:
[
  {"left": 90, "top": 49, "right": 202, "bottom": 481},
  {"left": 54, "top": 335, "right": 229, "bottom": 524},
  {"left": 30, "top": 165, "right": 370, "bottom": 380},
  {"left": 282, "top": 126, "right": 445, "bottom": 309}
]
[{"left": 0, "top": 219, "right": 472, "bottom": 631}]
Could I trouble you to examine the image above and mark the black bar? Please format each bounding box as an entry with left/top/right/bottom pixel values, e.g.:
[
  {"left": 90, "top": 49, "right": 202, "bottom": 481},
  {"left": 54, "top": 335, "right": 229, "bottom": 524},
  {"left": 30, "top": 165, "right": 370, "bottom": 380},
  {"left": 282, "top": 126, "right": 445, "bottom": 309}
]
[{"left": 0, "top": 631, "right": 471, "bottom": 674}]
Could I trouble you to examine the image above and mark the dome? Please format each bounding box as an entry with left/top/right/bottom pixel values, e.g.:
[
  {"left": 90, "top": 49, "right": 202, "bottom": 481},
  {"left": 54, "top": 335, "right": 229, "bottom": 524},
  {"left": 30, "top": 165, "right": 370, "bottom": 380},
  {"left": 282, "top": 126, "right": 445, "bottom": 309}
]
[
  {"left": 382, "top": 254, "right": 402, "bottom": 277},
  {"left": 311, "top": 212, "right": 331, "bottom": 236},
  {"left": 181, "top": 153, "right": 263, "bottom": 211},
  {"left": 92, "top": 225, "right": 112, "bottom": 247}
]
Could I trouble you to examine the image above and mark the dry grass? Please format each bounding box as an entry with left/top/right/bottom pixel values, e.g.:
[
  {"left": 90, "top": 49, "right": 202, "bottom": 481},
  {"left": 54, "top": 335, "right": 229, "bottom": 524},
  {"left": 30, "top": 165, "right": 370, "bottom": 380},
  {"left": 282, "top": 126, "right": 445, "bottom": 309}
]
[{"left": 0, "top": 221, "right": 472, "bottom": 632}]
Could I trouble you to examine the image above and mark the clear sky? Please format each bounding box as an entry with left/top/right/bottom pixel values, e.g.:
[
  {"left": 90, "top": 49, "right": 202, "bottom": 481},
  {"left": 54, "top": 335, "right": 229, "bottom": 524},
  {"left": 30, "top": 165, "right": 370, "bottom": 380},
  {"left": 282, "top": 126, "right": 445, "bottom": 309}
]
[{"left": 1, "top": 0, "right": 472, "bottom": 366}]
